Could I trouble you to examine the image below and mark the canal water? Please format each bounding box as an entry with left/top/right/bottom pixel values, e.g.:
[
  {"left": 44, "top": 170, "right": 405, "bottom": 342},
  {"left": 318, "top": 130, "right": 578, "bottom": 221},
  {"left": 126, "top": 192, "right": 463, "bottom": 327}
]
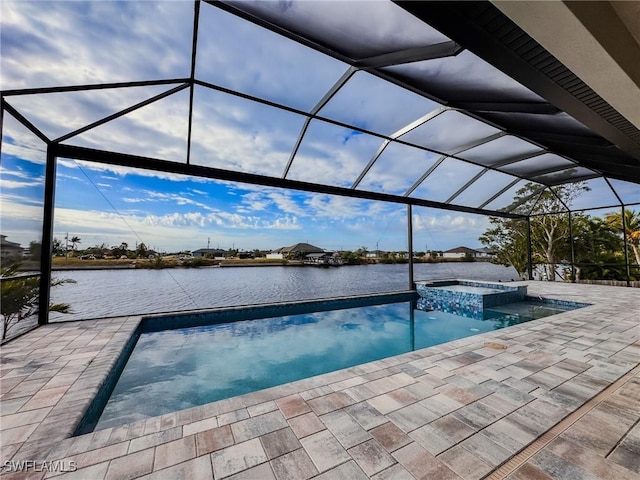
[{"left": 50, "top": 262, "right": 518, "bottom": 321}]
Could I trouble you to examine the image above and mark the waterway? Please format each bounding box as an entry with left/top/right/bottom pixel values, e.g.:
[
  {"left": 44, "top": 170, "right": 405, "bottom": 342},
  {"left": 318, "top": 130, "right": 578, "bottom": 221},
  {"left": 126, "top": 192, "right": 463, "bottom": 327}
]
[{"left": 49, "top": 262, "right": 518, "bottom": 321}]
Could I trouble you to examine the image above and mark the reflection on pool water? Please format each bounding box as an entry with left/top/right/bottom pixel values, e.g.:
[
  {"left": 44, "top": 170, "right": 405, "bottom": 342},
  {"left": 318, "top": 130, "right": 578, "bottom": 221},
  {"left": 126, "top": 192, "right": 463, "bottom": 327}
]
[{"left": 93, "top": 299, "right": 574, "bottom": 430}]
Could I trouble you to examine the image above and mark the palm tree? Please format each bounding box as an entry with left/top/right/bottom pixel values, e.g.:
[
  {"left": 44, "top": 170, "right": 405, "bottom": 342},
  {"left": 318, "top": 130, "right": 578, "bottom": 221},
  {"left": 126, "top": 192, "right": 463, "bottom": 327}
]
[
  {"left": 605, "top": 210, "right": 640, "bottom": 266},
  {"left": 70, "top": 235, "right": 81, "bottom": 251},
  {"left": 1, "top": 264, "right": 75, "bottom": 340}
]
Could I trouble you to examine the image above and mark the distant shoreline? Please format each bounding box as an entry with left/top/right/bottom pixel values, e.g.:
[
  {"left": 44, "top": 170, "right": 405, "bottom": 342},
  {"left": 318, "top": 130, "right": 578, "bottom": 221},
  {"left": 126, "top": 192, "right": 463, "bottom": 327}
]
[
  {"left": 51, "top": 262, "right": 287, "bottom": 271},
  {"left": 49, "top": 257, "right": 490, "bottom": 271}
]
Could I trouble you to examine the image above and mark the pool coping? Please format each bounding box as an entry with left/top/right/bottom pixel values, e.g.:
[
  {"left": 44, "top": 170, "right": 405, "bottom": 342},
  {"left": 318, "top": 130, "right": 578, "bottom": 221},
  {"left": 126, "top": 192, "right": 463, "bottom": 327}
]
[{"left": 1, "top": 281, "right": 638, "bottom": 479}]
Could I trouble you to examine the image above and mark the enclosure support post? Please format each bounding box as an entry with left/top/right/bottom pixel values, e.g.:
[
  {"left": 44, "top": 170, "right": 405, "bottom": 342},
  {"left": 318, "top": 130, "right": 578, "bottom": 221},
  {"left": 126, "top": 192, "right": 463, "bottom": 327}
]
[
  {"left": 621, "top": 205, "right": 631, "bottom": 286},
  {"left": 568, "top": 211, "right": 575, "bottom": 282},
  {"left": 526, "top": 217, "right": 534, "bottom": 280},
  {"left": 408, "top": 204, "right": 414, "bottom": 290},
  {"left": 38, "top": 148, "right": 57, "bottom": 326},
  {"left": 409, "top": 306, "right": 415, "bottom": 352}
]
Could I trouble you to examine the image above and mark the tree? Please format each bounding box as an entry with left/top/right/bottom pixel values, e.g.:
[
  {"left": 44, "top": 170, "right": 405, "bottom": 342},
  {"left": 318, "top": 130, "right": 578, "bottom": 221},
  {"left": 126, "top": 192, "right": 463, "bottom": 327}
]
[
  {"left": 0, "top": 265, "right": 75, "bottom": 340},
  {"left": 529, "top": 183, "right": 589, "bottom": 279},
  {"left": 339, "top": 250, "right": 365, "bottom": 265},
  {"left": 355, "top": 246, "right": 368, "bottom": 257},
  {"left": 70, "top": 236, "right": 81, "bottom": 251},
  {"left": 479, "top": 218, "right": 529, "bottom": 279},
  {"left": 52, "top": 238, "right": 65, "bottom": 256},
  {"left": 112, "top": 242, "right": 129, "bottom": 258},
  {"left": 479, "top": 182, "right": 589, "bottom": 280},
  {"left": 135, "top": 242, "right": 149, "bottom": 258},
  {"left": 29, "top": 241, "right": 41, "bottom": 261},
  {"left": 571, "top": 215, "right": 624, "bottom": 280},
  {"left": 85, "top": 243, "right": 107, "bottom": 257},
  {"left": 605, "top": 210, "right": 640, "bottom": 267}
]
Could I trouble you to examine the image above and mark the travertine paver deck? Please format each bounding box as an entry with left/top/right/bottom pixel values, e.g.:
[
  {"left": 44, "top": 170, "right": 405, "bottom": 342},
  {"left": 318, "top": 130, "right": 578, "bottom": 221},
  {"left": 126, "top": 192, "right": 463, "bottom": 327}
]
[{"left": 0, "top": 282, "right": 638, "bottom": 479}]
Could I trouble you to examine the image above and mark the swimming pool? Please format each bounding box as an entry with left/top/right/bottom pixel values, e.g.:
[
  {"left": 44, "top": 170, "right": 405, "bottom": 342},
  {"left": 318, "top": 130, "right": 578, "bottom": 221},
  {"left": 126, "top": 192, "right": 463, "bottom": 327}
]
[{"left": 85, "top": 294, "right": 580, "bottom": 431}]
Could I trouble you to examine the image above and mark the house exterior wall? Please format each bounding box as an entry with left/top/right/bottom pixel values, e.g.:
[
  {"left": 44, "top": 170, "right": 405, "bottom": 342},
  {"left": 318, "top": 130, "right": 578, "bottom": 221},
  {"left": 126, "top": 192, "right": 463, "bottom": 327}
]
[{"left": 442, "top": 252, "right": 467, "bottom": 258}]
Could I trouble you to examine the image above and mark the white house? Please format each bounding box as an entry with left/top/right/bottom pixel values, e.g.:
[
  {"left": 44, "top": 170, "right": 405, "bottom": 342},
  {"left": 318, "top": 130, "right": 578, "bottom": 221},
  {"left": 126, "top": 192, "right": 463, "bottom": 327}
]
[{"left": 442, "top": 246, "right": 481, "bottom": 258}]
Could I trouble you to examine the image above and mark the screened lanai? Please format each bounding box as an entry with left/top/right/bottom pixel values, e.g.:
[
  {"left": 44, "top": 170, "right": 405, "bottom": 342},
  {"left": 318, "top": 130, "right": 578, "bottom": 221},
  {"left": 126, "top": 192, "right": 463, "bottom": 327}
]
[{"left": 1, "top": 0, "right": 639, "bottom": 329}]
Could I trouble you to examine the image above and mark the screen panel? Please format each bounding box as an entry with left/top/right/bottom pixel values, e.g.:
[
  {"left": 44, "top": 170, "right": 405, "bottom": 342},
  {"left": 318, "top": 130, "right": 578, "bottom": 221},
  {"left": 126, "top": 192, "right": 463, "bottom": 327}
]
[
  {"left": 6, "top": 85, "right": 181, "bottom": 141},
  {"left": 500, "top": 153, "right": 576, "bottom": 178},
  {"left": 224, "top": 0, "right": 450, "bottom": 60},
  {"left": 459, "top": 135, "right": 542, "bottom": 166},
  {"left": 1, "top": 1, "right": 193, "bottom": 89},
  {"left": 286, "top": 119, "right": 383, "bottom": 187},
  {"left": 190, "top": 86, "right": 307, "bottom": 177},
  {"left": 0, "top": 112, "right": 48, "bottom": 339},
  {"left": 383, "top": 50, "right": 546, "bottom": 103},
  {"left": 318, "top": 71, "right": 440, "bottom": 136},
  {"left": 64, "top": 89, "right": 190, "bottom": 163},
  {"left": 399, "top": 110, "right": 501, "bottom": 155},
  {"left": 409, "top": 158, "right": 484, "bottom": 203},
  {"left": 196, "top": 2, "right": 347, "bottom": 112},
  {"left": 356, "top": 141, "right": 441, "bottom": 195},
  {"left": 453, "top": 170, "right": 521, "bottom": 209}
]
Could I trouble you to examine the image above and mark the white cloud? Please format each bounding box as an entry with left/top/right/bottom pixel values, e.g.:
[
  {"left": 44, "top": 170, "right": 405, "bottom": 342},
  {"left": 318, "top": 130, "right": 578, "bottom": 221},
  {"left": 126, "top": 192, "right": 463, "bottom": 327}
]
[
  {"left": 412, "top": 211, "right": 488, "bottom": 234},
  {"left": 287, "top": 123, "right": 382, "bottom": 187},
  {"left": 57, "top": 159, "right": 219, "bottom": 185},
  {"left": 358, "top": 142, "right": 441, "bottom": 195},
  {"left": 0, "top": 199, "right": 45, "bottom": 246},
  {"left": 49, "top": 206, "right": 282, "bottom": 252},
  {"left": 142, "top": 210, "right": 302, "bottom": 233},
  {"left": 0, "top": 167, "right": 36, "bottom": 180},
  {"left": 1, "top": 120, "right": 48, "bottom": 164},
  {"left": 189, "top": 87, "right": 305, "bottom": 177},
  {"left": 266, "top": 192, "right": 309, "bottom": 217},
  {"left": 0, "top": 179, "right": 43, "bottom": 189},
  {"left": 1, "top": 1, "right": 192, "bottom": 90}
]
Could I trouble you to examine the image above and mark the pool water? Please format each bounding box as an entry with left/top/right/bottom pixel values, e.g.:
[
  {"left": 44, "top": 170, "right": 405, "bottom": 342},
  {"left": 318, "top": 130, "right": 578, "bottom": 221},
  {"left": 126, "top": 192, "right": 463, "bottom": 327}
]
[{"left": 93, "top": 300, "right": 573, "bottom": 430}]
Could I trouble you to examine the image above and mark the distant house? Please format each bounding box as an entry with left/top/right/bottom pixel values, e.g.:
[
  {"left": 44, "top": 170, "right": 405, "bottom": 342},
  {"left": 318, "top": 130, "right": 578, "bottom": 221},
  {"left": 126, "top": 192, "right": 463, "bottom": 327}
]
[
  {"left": 365, "top": 250, "right": 385, "bottom": 258},
  {"left": 266, "top": 251, "right": 284, "bottom": 260},
  {"left": 192, "top": 248, "right": 226, "bottom": 259},
  {"left": 442, "top": 246, "right": 482, "bottom": 258},
  {"left": 304, "top": 252, "right": 343, "bottom": 266},
  {"left": 304, "top": 252, "right": 329, "bottom": 265},
  {"left": 0, "top": 235, "right": 23, "bottom": 261},
  {"left": 475, "top": 247, "right": 496, "bottom": 259},
  {"left": 277, "top": 243, "right": 324, "bottom": 259}
]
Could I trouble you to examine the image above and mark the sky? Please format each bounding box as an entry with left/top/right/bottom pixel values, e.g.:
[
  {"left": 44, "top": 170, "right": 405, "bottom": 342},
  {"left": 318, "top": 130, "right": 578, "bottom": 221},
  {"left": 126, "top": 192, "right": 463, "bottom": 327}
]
[
  {"left": 1, "top": 0, "right": 637, "bottom": 254},
  {"left": 1, "top": 149, "right": 492, "bottom": 253}
]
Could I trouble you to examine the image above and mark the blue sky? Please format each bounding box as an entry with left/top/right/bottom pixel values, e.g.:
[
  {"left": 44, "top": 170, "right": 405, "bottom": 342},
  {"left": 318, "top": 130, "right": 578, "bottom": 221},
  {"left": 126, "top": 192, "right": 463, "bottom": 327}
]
[
  {"left": 1, "top": 1, "right": 637, "bottom": 253},
  {"left": 1, "top": 143, "right": 491, "bottom": 253}
]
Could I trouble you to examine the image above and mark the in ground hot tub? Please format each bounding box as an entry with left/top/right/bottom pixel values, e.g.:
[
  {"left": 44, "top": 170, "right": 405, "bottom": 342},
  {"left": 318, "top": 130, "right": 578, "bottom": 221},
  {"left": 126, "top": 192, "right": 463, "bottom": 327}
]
[{"left": 415, "top": 279, "right": 527, "bottom": 319}]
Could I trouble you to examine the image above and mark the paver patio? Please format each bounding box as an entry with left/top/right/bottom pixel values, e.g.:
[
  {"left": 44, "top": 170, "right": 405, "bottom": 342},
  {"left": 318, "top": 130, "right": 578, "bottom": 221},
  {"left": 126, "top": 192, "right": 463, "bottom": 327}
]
[{"left": 1, "top": 282, "right": 638, "bottom": 479}]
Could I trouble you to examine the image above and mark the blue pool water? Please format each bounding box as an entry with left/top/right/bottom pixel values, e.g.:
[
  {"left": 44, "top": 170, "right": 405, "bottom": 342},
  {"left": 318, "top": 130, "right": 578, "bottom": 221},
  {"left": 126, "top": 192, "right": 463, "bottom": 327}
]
[{"left": 90, "top": 298, "right": 576, "bottom": 430}]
